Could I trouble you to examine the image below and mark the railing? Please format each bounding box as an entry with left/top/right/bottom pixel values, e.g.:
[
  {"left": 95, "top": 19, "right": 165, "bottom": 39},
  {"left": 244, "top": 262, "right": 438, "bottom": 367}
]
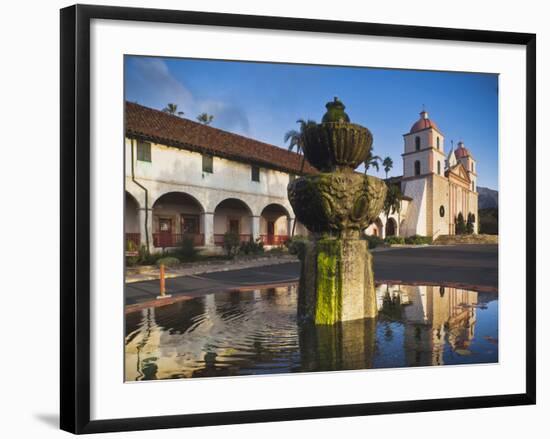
[
  {"left": 214, "top": 234, "right": 253, "bottom": 246},
  {"left": 153, "top": 233, "right": 205, "bottom": 248},
  {"left": 260, "top": 234, "right": 290, "bottom": 246},
  {"left": 125, "top": 233, "right": 141, "bottom": 248}
]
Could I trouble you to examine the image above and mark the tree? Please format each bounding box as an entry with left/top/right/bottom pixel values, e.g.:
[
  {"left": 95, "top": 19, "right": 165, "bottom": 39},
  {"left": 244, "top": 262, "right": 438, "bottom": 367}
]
[
  {"left": 455, "top": 212, "right": 466, "bottom": 235},
  {"left": 222, "top": 232, "right": 240, "bottom": 258},
  {"left": 364, "top": 151, "right": 382, "bottom": 174},
  {"left": 284, "top": 119, "right": 316, "bottom": 237},
  {"left": 382, "top": 156, "right": 394, "bottom": 179},
  {"left": 466, "top": 213, "right": 475, "bottom": 234},
  {"left": 284, "top": 119, "right": 317, "bottom": 175},
  {"left": 162, "top": 103, "right": 184, "bottom": 117},
  {"left": 383, "top": 183, "right": 403, "bottom": 218},
  {"left": 479, "top": 208, "right": 498, "bottom": 235},
  {"left": 197, "top": 113, "right": 214, "bottom": 125}
]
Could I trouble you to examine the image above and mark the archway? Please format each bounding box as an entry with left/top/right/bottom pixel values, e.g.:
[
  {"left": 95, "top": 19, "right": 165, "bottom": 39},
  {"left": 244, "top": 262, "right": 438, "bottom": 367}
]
[
  {"left": 214, "top": 198, "right": 253, "bottom": 246},
  {"left": 260, "top": 203, "right": 290, "bottom": 245},
  {"left": 152, "top": 192, "right": 205, "bottom": 248},
  {"left": 386, "top": 218, "right": 397, "bottom": 237},
  {"left": 366, "top": 217, "right": 385, "bottom": 238},
  {"left": 125, "top": 191, "right": 140, "bottom": 249}
]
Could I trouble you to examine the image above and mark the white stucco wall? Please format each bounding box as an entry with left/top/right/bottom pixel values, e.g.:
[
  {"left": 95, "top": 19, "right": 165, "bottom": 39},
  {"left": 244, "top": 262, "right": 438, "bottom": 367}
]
[
  {"left": 125, "top": 138, "right": 295, "bottom": 216},
  {"left": 401, "top": 178, "right": 428, "bottom": 236}
]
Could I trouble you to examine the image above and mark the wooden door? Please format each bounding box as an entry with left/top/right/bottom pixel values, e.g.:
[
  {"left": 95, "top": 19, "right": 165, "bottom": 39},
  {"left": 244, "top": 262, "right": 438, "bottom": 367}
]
[
  {"left": 267, "top": 221, "right": 275, "bottom": 244},
  {"left": 158, "top": 218, "right": 172, "bottom": 247}
]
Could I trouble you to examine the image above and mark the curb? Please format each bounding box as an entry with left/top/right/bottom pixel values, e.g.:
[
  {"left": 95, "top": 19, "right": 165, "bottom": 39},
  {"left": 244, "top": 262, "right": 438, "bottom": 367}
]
[{"left": 126, "top": 256, "right": 299, "bottom": 283}]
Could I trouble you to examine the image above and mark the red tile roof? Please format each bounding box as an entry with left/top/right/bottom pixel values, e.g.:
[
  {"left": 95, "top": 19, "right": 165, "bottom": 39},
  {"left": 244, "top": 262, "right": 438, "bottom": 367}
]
[{"left": 125, "top": 102, "right": 316, "bottom": 175}]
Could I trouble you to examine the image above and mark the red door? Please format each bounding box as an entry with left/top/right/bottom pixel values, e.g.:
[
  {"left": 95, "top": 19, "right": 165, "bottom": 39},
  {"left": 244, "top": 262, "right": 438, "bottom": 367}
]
[
  {"left": 229, "top": 219, "right": 240, "bottom": 234},
  {"left": 158, "top": 218, "right": 172, "bottom": 247},
  {"left": 267, "top": 221, "right": 275, "bottom": 245}
]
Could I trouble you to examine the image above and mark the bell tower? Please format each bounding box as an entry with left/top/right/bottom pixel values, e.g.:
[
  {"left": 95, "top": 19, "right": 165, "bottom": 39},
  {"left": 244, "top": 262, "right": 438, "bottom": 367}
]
[
  {"left": 402, "top": 110, "right": 447, "bottom": 178},
  {"left": 455, "top": 141, "right": 477, "bottom": 192}
]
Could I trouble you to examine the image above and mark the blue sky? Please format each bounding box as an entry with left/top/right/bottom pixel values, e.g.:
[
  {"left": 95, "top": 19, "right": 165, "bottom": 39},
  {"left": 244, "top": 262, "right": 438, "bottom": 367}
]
[{"left": 125, "top": 56, "right": 498, "bottom": 190}]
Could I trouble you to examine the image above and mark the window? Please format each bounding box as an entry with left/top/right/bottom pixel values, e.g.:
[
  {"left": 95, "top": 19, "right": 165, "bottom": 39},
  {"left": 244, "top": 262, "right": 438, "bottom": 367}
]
[
  {"left": 137, "top": 140, "right": 151, "bottom": 162},
  {"left": 437, "top": 161, "right": 441, "bottom": 175},
  {"left": 202, "top": 154, "right": 213, "bottom": 173},
  {"left": 436, "top": 137, "right": 440, "bottom": 150},
  {"left": 439, "top": 206, "right": 445, "bottom": 217},
  {"left": 181, "top": 215, "right": 199, "bottom": 234},
  {"left": 415, "top": 136, "right": 421, "bottom": 151},
  {"left": 414, "top": 160, "right": 421, "bottom": 176},
  {"left": 471, "top": 162, "right": 474, "bottom": 172},
  {"left": 251, "top": 165, "right": 260, "bottom": 182}
]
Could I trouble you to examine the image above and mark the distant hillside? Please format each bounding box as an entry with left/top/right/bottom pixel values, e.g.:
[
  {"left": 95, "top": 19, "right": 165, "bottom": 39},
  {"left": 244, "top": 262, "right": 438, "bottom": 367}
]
[{"left": 478, "top": 186, "right": 498, "bottom": 209}]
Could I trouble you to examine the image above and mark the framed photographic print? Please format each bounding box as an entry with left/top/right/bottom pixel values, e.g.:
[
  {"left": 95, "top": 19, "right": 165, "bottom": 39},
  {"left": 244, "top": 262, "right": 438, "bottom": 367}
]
[{"left": 60, "top": 4, "right": 536, "bottom": 434}]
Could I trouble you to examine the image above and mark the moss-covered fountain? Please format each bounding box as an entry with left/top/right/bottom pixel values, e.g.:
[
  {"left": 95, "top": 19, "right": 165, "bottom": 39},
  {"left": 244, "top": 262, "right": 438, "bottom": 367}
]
[{"left": 288, "top": 98, "right": 387, "bottom": 325}]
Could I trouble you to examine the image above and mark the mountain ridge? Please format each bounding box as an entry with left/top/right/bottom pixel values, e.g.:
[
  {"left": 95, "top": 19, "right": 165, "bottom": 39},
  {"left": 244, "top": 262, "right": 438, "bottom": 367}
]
[{"left": 477, "top": 186, "right": 498, "bottom": 209}]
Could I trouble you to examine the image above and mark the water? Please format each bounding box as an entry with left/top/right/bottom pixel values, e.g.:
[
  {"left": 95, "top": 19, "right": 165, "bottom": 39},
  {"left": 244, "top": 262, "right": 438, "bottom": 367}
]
[{"left": 125, "top": 284, "right": 498, "bottom": 381}]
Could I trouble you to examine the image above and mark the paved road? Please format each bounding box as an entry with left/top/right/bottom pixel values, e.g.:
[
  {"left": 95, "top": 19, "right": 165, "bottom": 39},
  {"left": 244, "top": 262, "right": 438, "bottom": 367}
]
[
  {"left": 373, "top": 244, "right": 498, "bottom": 288},
  {"left": 125, "top": 244, "right": 498, "bottom": 305}
]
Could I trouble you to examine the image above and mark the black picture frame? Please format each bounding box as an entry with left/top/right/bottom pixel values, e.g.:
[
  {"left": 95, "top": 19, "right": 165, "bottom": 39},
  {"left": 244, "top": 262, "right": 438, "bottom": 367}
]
[{"left": 60, "top": 4, "right": 536, "bottom": 434}]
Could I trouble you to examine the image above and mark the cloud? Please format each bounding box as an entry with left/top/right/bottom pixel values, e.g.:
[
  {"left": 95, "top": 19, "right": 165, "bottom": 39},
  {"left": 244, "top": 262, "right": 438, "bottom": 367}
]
[
  {"left": 127, "top": 58, "right": 249, "bottom": 134},
  {"left": 199, "top": 100, "right": 250, "bottom": 134}
]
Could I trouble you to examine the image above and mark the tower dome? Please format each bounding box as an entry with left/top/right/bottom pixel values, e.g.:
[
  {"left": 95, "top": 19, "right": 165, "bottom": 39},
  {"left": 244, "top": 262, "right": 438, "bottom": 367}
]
[
  {"left": 454, "top": 141, "right": 472, "bottom": 159},
  {"left": 410, "top": 110, "right": 438, "bottom": 133}
]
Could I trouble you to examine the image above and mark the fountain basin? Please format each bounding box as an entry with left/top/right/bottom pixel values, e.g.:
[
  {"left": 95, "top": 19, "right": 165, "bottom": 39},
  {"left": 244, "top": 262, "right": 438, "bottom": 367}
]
[
  {"left": 303, "top": 122, "right": 373, "bottom": 171},
  {"left": 288, "top": 172, "right": 387, "bottom": 237}
]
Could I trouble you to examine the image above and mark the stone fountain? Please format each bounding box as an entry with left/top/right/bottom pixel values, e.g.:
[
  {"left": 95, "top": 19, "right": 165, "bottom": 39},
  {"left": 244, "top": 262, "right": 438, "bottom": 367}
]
[{"left": 288, "top": 98, "right": 387, "bottom": 325}]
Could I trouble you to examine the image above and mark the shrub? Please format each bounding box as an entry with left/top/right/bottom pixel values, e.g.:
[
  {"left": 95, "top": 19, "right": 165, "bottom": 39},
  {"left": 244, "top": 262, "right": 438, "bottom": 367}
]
[
  {"left": 265, "top": 246, "right": 286, "bottom": 256},
  {"left": 479, "top": 208, "right": 498, "bottom": 235},
  {"left": 176, "top": 237, "right": 198, "bottom": 261},
  {"left": 223, "top": 232, "right": 240, "bottom": 258},
  {"left": 365, "top": 235, "right": 384, "bottom": 249},
  {"left": 404, "top": 235, "right": 433, "bottom": 245},
  {"left": 455, "top": 212, "right": 466, "bottom": 235},
  {"left": 466, "top": 213, "right": 475, "bottom": 235},
  {"left": 126, "top": 239, "right": 139, "bottom": 266},
  {"left": 385, "top": 236, "right": 405, "bottom": 245},
  {"left": 285, "top": 235, "right": 309, "bottom": 259},
  {"left": 240, "top": 239, "right": 264, "bottom": 255},
  {"left": 134, "top": 244, "right": 156, "bottom": 265},
  {"left": 155, "top": 256, "right": 180, "bottom": 267}
]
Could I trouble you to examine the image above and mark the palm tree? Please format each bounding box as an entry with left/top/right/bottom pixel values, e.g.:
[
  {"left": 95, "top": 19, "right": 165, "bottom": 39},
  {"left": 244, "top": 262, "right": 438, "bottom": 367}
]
[
  {"left": 284, "top": 118, "right": 316, "bottom": 236},
  {"left": 364, "top": 151, "right": 382, "bottom": 174},
  {"left": 197, "top": 113, "right": 214, "bottom": 125},
  {"left": 162, "top": 103, "right": 184, "bottom": 117},
  {"left": 384, "top": 183, "right": 403, "bottom": 222},
  {"left": 284, "top": 119, "right": 316, "bottom": 175},
  {"left": 382, "top": 156, "right": 393, "bottom": 179}
]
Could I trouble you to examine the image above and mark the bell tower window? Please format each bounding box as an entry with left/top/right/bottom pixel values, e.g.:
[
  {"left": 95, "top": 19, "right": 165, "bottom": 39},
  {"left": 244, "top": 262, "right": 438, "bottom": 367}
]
[
  {"left": 437, "top": 161, "right": 441, "bottom": 175},
  {"left": 414, "top": 160, "right": 421, "bottom": 176},
  {"left": 415, "top": 136, "right": 421, "bottom": 151},
  {"left": 436, "top": 136, "right": 440, "bottom": 150}
]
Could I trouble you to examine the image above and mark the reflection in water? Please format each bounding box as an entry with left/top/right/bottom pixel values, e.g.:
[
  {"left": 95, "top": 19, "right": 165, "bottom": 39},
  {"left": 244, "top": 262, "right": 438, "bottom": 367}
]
[{"left": 125, "top": 284, "right": 498, "bottom": 381}]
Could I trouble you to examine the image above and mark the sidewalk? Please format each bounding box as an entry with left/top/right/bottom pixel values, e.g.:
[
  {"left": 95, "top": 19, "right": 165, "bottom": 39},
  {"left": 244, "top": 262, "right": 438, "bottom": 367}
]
[{"left": 126, "top": 254, "right": 299, "bottom": 283}]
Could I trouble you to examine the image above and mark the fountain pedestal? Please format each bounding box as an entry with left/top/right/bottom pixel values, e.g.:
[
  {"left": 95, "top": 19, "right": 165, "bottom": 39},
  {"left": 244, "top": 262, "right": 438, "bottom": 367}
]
[
  {"left": 288, "top": 98, "right": 387, "bottom": 325},
  {"left": 298, "top": 238, "right": 377, "bottom": 324}
]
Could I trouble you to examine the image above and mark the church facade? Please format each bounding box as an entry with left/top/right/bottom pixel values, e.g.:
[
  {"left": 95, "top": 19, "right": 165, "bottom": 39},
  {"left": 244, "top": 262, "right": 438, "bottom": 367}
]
[{"left": 367, "top": 110, "right": 479, "bottom": 239}]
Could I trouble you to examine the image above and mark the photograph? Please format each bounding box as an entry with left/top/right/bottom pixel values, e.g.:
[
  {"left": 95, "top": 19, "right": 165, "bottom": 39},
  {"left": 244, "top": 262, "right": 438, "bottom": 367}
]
[{"left": 123, "top": 56, "right": 499, "bottom": 381}]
